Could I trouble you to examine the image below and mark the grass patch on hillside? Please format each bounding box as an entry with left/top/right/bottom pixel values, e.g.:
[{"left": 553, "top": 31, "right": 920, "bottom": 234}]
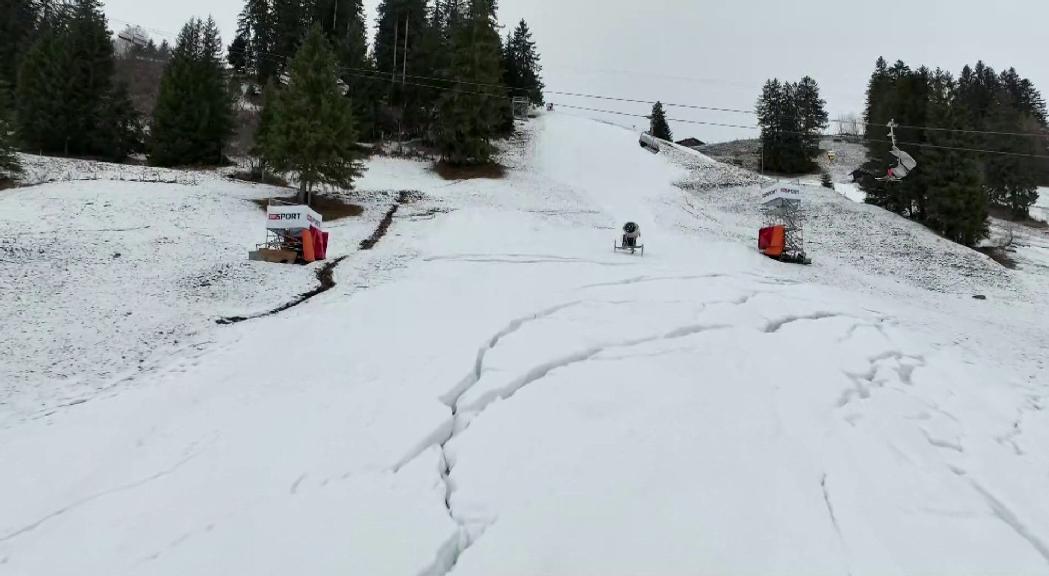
[
  {"left": 975, "top": 246, "right": 1019, "bottom": 269},
  {"left": 229, "top": 168, "right": 290, "bottom": 187},
  {"left": 250, "top": 194, "right": 364, "bottom": 222},
  {"left": 988, "top": 205, "right": 1048, "bottom": 229}
]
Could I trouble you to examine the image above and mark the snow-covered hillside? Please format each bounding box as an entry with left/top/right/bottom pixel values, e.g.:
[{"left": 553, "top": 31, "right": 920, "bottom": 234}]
[
  {"left": 1, "top": 113, "right": 1047, "bottom": 575},
  {"left": 0, "top": 167, "right": 397, "bottom": 427}
]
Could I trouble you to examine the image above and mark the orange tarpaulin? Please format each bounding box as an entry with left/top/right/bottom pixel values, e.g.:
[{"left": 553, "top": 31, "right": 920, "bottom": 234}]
[
  {"left": 302, "top": 228, "right": 316, "bottom": 262},
  {"left": 759, "top": 225, "right": 785, "bottom": 258}
]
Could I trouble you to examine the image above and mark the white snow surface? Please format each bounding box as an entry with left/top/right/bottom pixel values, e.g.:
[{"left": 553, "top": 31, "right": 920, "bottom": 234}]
[
  {"left": 1034, "top": 187, "right": 1049, "bottom": 223},
  {"left": 1, "top": 114, "right": 1048, "bottom": 575}
]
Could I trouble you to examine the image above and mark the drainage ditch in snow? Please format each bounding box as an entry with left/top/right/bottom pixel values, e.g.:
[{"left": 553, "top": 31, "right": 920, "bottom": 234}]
[{"left": 217, "top": 191, "right": 415, "bottom": 325}]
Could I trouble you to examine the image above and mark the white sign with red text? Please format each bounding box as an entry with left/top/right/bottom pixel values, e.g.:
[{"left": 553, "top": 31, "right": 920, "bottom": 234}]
[{"left": 266, "top": 205, "right": 323, "bottom": 231}]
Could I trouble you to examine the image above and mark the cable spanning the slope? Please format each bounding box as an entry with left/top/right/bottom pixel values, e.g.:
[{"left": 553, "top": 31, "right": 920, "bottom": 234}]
[
  {"left": 548, "top": 103, "right": 757, "bottom": 131},
  {"left": 112, "top": 14, "right": 1049, "bottom": 143},
  {"left": 549, "top": 103, "right": 1049, "bottom": 161}
]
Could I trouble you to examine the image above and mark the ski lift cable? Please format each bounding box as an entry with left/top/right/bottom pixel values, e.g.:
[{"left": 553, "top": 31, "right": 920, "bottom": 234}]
[
  {"left": 548, "top": 103, "right": 758, "bottom": 130},
  {"left": 549, "top": 102, "right": 1049, "bottom": 160},
  {"left": 335, "top": 59, "right": 1048, "bottom": 138},
  {"left": 327, "top": 70, "right": 1049, "bottom": 162},
  {"left": 832, "top": 118, "right": 1047, "bottom": 139},
  {"left": 542, "top": 91, "right": 754, "bottom": 115},
  {"left": 121, "top": 12, "right": 1048, "bottom": 141}
]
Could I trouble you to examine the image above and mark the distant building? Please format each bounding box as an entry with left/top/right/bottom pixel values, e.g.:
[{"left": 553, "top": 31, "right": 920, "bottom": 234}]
[{"left": 675, "top": 137, "right": 706, "bottom": 148}]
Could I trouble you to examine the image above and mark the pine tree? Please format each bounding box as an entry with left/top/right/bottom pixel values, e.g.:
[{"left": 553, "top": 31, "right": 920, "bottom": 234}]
[
  {"left": 435, "top": 0, "right": 506, "bottom": 165},
  {"left": 650, "top": 102, "right": 672, "bottom": 141},
  {"left": 923, "top": 70, "right": 987, "bottom": 246},
  {"left": 504, "top": 19, "right": 544, "bottom": 106},
  {"left": 272, "top": 0, "right": 309, "bottom": 73},
  {"left": 150, "top": 17, "right": 234, "bottom": 167},
  {"left": 312, "top": 0, "right": 367, "bottom": 67},
  {"left": 157, "top": 39, "right": 172, "bottom": 60},
  {"left": 228, "top": 33, "right": 250, "bottom": 73},
  {"left": 756, "top": 78, "right": 816, "bottom": 174},
  {"left": 15, "top": 0, "right": 137, "bottom": 159},
  {"left": 238, "top": 0, "right": 276, "bottom": 83},
  {"left": 374, "top": 0, "right": 430, "bottom": 136},
  {"left": 0, "top": 83, "right": 21, "bottom": 178},
  {"left": 860, "top": 59, "right": 929, "bottom": 216},
  {"left": 16, "top": 28, "right": 68, "bottom": 153},
  {"left": 374, "top": 0, "right": 428, "bottom": 77},
  {"left": 756, "top": 78, "right": 783, "bottom": 171},
  {"left": 821, "top": 171, "right": 834, "bottom": 190},
  {"left": 252, "top": 80, "right": 279, "bottom": 168},
  {"left": 94, "top": 82, "right": 144, "bottom": 161},
  {"left": 982, "top": 68, "right": 1046, "bottom": 218},
  {"left": 64, "top": 0, "right": 117, "bottom": 153},
  {"left": 259, "top": 27, "right": 363, "bottom": 204},
  {"left": 795, "top": 76, "right": 829, "bottom": 161},
  {"left": 502, "top": 30, "right": 517, "bottom": 96},
  {"left": 0, "top": 0, "right": 40, "bottom": 88},
  {"left": 318, "top": 0, "right": 377, "bottom": 138}
]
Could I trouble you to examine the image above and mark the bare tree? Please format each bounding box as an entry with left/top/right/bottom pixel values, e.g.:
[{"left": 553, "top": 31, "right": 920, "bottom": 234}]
[{"left": 836, "top": 113, "right": 863, "bottom": 138}]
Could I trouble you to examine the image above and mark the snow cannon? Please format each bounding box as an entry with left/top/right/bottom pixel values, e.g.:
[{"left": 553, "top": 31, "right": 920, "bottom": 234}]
[
  {"left": 758, "top": 184, "right": 809, "bottom": 265},
  {"left": 639, "top": 132, "right": 661, "bottom": 154},
  {"left": 614, "top": 222, "right": 644, "bottom": 256},
  {"left": 249, "top": 201, "right": 328, "bottom": 264}
]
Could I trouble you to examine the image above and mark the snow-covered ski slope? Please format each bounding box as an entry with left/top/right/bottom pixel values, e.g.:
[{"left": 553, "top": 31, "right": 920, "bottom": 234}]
[{"left": 1, "top": 113, "right": 1048, "bottom": 575}]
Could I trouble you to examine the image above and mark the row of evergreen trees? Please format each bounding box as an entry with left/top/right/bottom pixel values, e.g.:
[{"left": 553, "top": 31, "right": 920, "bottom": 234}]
[
  {"left": 859, "top": 58, "right": 1049, "bottom": 245},
  {"left": 229, "top": 0, "right": 545, "bottom": 165},
  {"left": 12, "top": 0, "right": 141, "bottom": 161},
  {"left": 1, "top": 0, "right": 545, "bottom": 188},
  {"left": 755, "top": 77, "right": 829, "bottom": 174},
  {"left": 0, "top": 88, "right": 20, "bottom": 180}
]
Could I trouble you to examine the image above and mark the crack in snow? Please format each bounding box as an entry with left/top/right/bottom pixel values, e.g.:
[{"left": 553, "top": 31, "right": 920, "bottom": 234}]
[
  {"left": 920, "top": 428, "right": 965, "bottom": 453},
  {"left": 970, "top": 480, "right": 1049, "bottom": 565},
  {"left": 820, "top": 474, "right": 854, "bottom": 576},
  {"left": 425, "top": 254, "right": 630, "bottom": 267},
  {"left": 0, "top": 446, "right": 206, "bottom": 543},
  {"left": 289, "top": 474, "right": 307, "bottom": 495},
  {"left": 581, "top": 273, "right": 729, "bottom": 289},
  {"left": 401, "top": 298, "right": 735, "bottom": 574},
  {"left": 394, "top": 301, "right": 588, "bottom": 574},
  {"left": 820, "top": 474, "right": 843, "bottom": 537},
  {"left": 456, "top": 323, "right": 733, "bottom": 415},
  {"left": 436, "top": 301, "right": 585, "bottom": 409},
  {"left": 764, "top": 312, "right": 843, "bottom": 333}
]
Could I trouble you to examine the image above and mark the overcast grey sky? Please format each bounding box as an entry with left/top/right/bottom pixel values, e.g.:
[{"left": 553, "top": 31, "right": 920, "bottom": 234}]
[{"left": 104, "top": 0, "right": 1048, "bottom": 143}]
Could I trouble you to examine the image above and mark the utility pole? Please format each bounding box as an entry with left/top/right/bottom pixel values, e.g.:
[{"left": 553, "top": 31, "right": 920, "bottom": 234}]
[
  {"left": 402, "top": 12, "right": 409, "bottom": 85},
  {"left": 392, "top": 18, "right": 398, "bottom": 82}
]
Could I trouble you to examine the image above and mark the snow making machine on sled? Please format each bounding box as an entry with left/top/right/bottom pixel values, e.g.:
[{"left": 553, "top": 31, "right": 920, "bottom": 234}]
[
  {"left": 249, "top": 200, "right": 329, "bottom": 264},
  {"left": 758, "top": 184, "right": 810, "bottom": 265},
  {"left": 614, "top": 222, "right": 645, "bottom": 255}
]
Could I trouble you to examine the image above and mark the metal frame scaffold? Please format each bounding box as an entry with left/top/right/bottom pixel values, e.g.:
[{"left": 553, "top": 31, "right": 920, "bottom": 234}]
[{"left": 760, "top": 183, "right": 810, "bottom": 265}]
